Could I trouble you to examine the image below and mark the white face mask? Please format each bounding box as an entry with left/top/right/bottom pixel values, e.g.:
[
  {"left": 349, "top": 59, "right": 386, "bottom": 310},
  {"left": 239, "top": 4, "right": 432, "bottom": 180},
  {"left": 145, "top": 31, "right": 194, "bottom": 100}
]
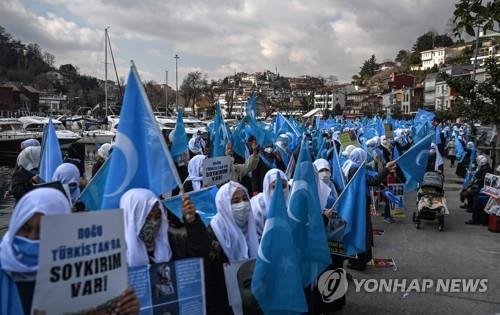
[
  {"left": 232, "top": 201, "right": 251, "bottom": 228},
  {"left": 319, "top": 170, "right": 331, "bottom": 183}
]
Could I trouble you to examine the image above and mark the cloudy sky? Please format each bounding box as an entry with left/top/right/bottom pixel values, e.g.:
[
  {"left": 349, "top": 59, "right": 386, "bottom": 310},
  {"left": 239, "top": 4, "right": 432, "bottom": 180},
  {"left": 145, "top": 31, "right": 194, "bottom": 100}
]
[{"left": 0, "top": 0, "right": 457, "bottom": 84}]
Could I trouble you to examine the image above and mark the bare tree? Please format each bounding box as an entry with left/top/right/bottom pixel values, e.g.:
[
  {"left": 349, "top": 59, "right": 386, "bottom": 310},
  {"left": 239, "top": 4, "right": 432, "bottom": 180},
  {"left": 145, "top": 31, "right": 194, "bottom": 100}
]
[{"left": 180, "top": 71, "right": 208, "bottom": 114}]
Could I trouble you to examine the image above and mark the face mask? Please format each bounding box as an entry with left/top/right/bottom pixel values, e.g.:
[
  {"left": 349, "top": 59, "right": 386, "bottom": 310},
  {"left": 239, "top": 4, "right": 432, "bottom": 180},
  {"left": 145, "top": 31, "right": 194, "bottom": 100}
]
[
  {"left": 264, "top": 147, "right": 273, "bottom": 154},
  {"left": 429, "top": 149, "right": 436, "bottom": 155},
  {"left": 13, "top": 236, "right": 40, "bottom": 267},
  {"left": 139, "top": 219, "right": 162, "bottom": 251},
  {"left": 232, "top": 201, "right": 251, "bottom": 228},
  {"left": 319, "top": 171, "right": 331, "bottom": 183}
]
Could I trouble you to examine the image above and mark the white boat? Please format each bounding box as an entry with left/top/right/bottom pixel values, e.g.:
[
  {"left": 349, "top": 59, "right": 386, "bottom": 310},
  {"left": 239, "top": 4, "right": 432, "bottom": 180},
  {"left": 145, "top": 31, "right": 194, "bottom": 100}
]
[
  {"left": 0, "top": 119, "right": 41, "bottom": 158},
  {"left": 18, "top": 116, "right": 81, "bottom": 149}
]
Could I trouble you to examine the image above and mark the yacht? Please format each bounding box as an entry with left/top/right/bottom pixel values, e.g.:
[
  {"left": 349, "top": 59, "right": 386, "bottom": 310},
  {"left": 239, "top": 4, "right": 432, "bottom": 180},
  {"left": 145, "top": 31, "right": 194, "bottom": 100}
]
[
  {"left": 18, "top": 116, "right": 81, "bottom": 149},
  {"left": 0, "top": 118, "right": 41, "bottom": 158}
]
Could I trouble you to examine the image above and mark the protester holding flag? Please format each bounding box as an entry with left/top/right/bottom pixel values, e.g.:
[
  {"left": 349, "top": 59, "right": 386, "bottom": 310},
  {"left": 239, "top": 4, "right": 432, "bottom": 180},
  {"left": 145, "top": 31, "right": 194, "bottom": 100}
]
[
  {"left": 345, "top": 148, "right": 396, "bottom": 270},
  {"left": 426, "top": 143, "right": 444, "bottom": 175},
  {"left": 251, "top": 168, "right": 289, "bottom": 240},
  {"left": 251, "top": 145, "right": 286, "bottom": 194},
  {"left": 183, "top": 155, "right": 207, "bottom": 192},
  {"left": 8, "top": 146, "right": 41, "bottom": 203},
  {"left": 120, "top": 188, "right": 211, "bottom": 267},
  {"left": 52, "top": 163, "right": 81, "bottom": 207},
  {"left": 188, "top": 132, "right": 206, "bottom": 158},
  {"left": 313, "top": 158, "right": 339, "bottom": 210},
  {"left": 206, "top": 181, "right": 259, "bottom": 315}
]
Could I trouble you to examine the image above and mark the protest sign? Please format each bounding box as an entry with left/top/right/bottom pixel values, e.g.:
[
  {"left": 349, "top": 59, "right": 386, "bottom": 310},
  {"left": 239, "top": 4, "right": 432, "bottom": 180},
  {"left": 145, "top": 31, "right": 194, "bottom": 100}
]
[
  {"left": 128, "top": 258, "right": 206, "bottom": 315},
  {"left": 483, "top": 173, "right": 500, "bottom": 198},
  {"left": 202, "top": 156, "right": 233, "bottom": 187},
  {"left": 384, "top": 124, "right": 393, "bottom": 138},
  {"left": 32, "top": 209, "right": 127, "bottom": 314},
  {"left": 387, "top": 183, "right": 405, "bottom": 211},
  {"left": 326, "top": 211, "right": 356, "bottom": 258},
  {"left": 338, "top": 131, "right": 360, "bottom": 148}
]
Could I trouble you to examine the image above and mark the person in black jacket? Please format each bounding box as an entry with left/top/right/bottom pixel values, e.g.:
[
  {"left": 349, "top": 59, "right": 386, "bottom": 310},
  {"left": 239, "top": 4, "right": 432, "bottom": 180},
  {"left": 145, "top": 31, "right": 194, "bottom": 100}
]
[
  {"left": 251, "top": 146, "right": 286, "bottom": 194},
  {"left": 8, "top": 146, "right": 41, "bottom": 203},
  {"left": 120, "top": 188, "right": 211, "bottom": 267},
  {"left": 206, "top": 181, "right": 259, "bottom": 315},
  {"left": 464, "top": 155, "right": 493, "bottom": 225},
  {"left": 344, "top": 148, "right": 396, "bottom": 271}
]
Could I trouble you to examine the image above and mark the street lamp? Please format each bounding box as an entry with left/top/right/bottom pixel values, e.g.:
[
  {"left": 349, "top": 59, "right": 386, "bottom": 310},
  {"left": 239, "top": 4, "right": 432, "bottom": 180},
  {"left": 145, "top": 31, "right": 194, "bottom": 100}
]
[{"left": 174, "top": 54, "right": 179, "bottom": 112}]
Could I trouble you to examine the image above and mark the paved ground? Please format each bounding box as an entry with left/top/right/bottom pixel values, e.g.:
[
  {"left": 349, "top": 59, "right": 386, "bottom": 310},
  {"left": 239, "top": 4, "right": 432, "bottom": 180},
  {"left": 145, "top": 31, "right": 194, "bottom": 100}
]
[{"left": 340, "top": 161, "right": 500, "bottom": 315}]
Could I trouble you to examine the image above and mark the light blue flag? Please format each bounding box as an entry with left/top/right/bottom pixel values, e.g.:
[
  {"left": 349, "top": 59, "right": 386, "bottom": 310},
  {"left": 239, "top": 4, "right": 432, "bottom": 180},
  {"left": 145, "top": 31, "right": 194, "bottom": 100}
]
[
  {"left": 80, "top": 158, "right": 110, "bottom": 210},
  {"left": 231, "top": 120, "right": 247, "bottom": 158},
  {"left": 413, "top": 121, "right": 431, "bottom": 144},
  {"left": 289, "top": 137, "right": 331, "bottom": 286},
  {"left": 329, "top": 144, "right": 346, "bottom": 191},
  {"left": 210, "top": 103, "right": 229, "bottom": 157},
  {"left": 252, "top": 172, "right": 307, "bottom": 315},
  {"left": 396, "top": 132, "right": 435, "bottom": 192},
  {"left": 275, "top": 113, "right": 301, "bottom": 150},
  {"left": 435, "top": 126, "right": 442, "bottom": 145},
  {"left": 39, "top": 117, "right": 62, "bottom": 182},
  {"left": 333, "top": 163, "right": 367, "bottom": 256},
  {"left": 245, "top": 91, "right": 257, "bottom": 120},
  {"left": 414, "top": 109, "right": 435, "bottom": 125},
  {"left": 455, "top": 134, "right": 465, "bottom": 161},
  {"left": 162, "top": 186, "right": 218, "bottom": 225},
  {"left": 376, "top": 117, "right": 385, "bottom": 137},
  {"left": 170, "top": 111, "right": 188, "bottom": 158},
  {"left": 99, "top": 64, "right": 181, "bottom": 209}
]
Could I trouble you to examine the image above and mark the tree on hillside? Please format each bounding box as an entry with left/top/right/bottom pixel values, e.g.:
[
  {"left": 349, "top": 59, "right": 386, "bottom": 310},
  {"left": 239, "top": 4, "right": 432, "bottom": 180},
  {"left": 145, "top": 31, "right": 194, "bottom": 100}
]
[
  {"left": 180, "top": 71, "right": 208, "bottom": 114},
  {"left": 395, "top": 50, "right": 409, "bottom": 63},
  {"left": 59, "top": 64, "right": 78, "bottom": 77},
  {"left": 449, "top": 0, "right": 500, "bottom": 167},
  {"left": 412, "top": 32, "right": 454, "bottom": 52},
  {"left": 352, "top": 54, "right": 377, "bottom": 86}
]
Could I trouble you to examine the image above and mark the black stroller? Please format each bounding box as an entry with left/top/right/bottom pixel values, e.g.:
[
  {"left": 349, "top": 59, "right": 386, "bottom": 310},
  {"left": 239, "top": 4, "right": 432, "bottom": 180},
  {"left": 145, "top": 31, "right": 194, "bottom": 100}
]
[{"left": 413, "top": 172, "right": 449, "bottom": 231}]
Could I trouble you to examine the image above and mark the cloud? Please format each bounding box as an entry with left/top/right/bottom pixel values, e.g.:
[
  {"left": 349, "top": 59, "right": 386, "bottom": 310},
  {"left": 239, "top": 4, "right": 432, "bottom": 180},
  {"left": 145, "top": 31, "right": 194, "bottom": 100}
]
[{"left": 1, "top": 0, "right": 457, "bottom": 83}]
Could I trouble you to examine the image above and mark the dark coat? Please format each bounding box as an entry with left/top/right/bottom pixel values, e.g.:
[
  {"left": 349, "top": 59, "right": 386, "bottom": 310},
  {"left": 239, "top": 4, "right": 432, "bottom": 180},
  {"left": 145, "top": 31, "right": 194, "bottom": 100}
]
[{"left": 10, "top": 167, "right": 35, "bottom": 202}]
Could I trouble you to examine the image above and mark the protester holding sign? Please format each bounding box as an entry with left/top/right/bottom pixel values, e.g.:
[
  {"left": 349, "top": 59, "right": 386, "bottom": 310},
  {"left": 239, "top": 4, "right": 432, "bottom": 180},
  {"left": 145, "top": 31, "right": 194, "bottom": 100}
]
[
  {"left": 464, "top": 155, "right": 493, "bottom": 225},
  {"left": 120, "top": 188, "right": 211, "bottom": 267},
  {"left": 251, "top": 168, "right": 289, "bottom": 241},
  {"left": 206, "top": 181, "right": 259, "bottom": 315},
  {"left": 0, "top": 188, "right": 139, "bottom": 315}
]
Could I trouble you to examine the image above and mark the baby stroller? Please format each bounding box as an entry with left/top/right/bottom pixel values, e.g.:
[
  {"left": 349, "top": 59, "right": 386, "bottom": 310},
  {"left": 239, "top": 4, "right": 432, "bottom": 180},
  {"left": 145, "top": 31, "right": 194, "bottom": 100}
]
[{"left": 413, "top": 172, "right": 449, "bottom": 231}]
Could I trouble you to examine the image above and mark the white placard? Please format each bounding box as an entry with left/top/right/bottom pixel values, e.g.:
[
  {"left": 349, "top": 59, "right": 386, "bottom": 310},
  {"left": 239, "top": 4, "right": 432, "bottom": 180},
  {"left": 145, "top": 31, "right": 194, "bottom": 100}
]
[
  {"left": 202, "top": 156, "right": 233, "bottom": 187},
  {"left": 32, "top": 209, "right": 127, "bottom": 314}
]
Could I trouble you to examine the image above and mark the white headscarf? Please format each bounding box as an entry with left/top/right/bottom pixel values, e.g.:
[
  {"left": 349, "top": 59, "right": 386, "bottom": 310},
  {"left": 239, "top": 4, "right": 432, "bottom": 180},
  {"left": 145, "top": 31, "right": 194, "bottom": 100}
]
[
  {"left": 342, "top": 144, "right": 356, "bottom": 157},
  {"left": 20, "top": 139, "right": 40, "bottom": 150},
  {"left": 342, "top": 148, "right": 367, "bottom": 177},
  {"left": 17, "top": 146, "right": 41, "bottom": 171},
  {"left": 184, "top": 155, "right": 206, "bottom": 191},
  {"left": 188, "top": 134, "right": 205, "bottom": 155},
  {"left": 313, "top": 159, "right": 334, "bottom": 210},
  {"left": 251, "top": 169, "right": 288, "bottom": 240},
  {"left": 0, "top": 188, "right": 71, "bottom": 273},
  {"left": 52, "top": 163, "right": 81, "bottom": 205},
  {"left": 211, "top": 181, "right": 259, "bottom": 263},
  {"left": 430, "top": 143, "right": 443, "bottom": 172},
  {"left": 97, "top": 143, "right": 112, "bottom": 160},
  {"left": 476, "top": 155, "right": 489, "bottom": 167},
  {"left": 120, "top": 188, "right": 171, "bottom": 267}
]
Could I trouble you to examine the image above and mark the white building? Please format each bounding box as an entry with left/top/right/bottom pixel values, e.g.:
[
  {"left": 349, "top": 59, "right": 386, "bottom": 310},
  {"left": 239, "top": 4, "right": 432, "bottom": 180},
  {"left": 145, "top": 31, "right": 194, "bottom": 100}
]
[
  {"left": 420, "top": 48, "right": 448, "bottom": 70},
  {"left": 470, "top": 31, "right": 500, "bottom": 68},
  {"left": 39, "top": 93, "right": 67, "bottom": 112}
]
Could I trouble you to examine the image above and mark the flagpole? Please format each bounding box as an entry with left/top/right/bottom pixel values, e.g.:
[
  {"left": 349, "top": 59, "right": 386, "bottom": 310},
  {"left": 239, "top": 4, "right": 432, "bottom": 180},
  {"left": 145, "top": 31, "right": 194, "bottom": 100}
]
[
  {"left": 174, "top": 54, "right": 179, "bottom": 112},
  {"left": 165, "top": 70, "right": 169, "bottom": 115}
]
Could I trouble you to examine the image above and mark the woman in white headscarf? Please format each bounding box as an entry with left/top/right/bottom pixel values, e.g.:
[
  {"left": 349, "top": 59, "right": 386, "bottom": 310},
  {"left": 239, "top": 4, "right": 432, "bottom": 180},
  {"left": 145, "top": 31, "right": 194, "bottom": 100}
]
[
  {"left": 20, "top": 139, "right": 40, "bottom": 150},
  {"left": 183, "top": 154, "right": 207, "bottom": 192},
  {"left": 206, "top": 181, "right": 259, "bottom": 315},
  {"left": 0, "top": 188, "right": 139, "bottom": 315},
  {"left": 313, "top": 159, "right": 339, "bottom": 211},
  {"left": 120, "top": 188, "right": 211, "bottom": 267},
  {"left": 342, "top": 148, "right": 367, "bottom": 178},
  {"left": 9, "top": 146, "right": 42, "bottom": 202},
  {"left": 52, "top": 163, "right": 81, "bottom": 206},
  {"left": 426, "top": 143, "right": 444, "bottom": 174},
  {"left": 188, "top": 133, "right": 206, "bottom": 158},
  {"left": 250, "top": 168, "right": 289, "bottom": 240},
  {"left": 340, "top": 144, "right": 356, "bottom": 169}
]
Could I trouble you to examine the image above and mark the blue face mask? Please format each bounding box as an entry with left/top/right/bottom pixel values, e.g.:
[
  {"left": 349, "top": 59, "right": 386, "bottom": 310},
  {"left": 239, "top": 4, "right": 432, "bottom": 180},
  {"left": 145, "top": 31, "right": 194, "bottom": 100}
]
[{"left": 12, "top": 236, "right": 40, "bottom": 267}]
